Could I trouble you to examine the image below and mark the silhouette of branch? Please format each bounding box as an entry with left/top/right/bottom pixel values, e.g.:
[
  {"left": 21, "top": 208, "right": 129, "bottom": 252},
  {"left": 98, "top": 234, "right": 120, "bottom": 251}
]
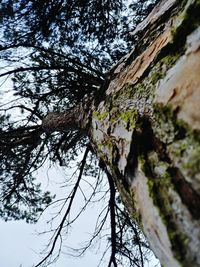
[
  {"left": 107, "top": 171, "right": 117, "bottom": 267},
  {"left": 0, "top": 43, "right": 105, "bottom": 78},
  {"left": 35, "top": 145, "right": 90, "bottom": 267},
  {"left": 0, "top": 66, "right": 103, "bottom": 86}
]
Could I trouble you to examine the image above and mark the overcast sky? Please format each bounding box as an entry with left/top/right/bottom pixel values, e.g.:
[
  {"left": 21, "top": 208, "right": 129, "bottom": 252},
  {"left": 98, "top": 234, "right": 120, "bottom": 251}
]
[
  {"left": 0, "top": 164, "right": 110, "bottom": 267},
  {"left": 0, "top": 164, "right": 161, "bottom": 267}
]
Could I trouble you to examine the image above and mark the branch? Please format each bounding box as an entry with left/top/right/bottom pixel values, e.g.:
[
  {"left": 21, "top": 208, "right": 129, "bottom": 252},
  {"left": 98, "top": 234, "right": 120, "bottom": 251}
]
[
  {"left": 0, "top": 125, "right": 41, "bottom": 138},
  {"left": 107, "top": 172, "right": 118, "bottom": 267},
  {"left": 35, "top": 145, "right": 90, "bottom": 267},
  {"left": 0, "top": 43, "right": 105, "bottom": 78},
  {"left": 115, "top": 204, "right": 145, "bottom": 267},
  {"left": 0, "top": 66, "right": 74, "bottom": 77},
  {"left": 0, "top": 126, "right": 43, "bottom": 147},
  {"left": 2, "top": 134, "right": 49, "bottom": 202},
  {"left": 0, "top": 104, "right": 43, "bottom": 120},
  {"left": 0, "top": 65, "right": 104, "bottom": 86}
]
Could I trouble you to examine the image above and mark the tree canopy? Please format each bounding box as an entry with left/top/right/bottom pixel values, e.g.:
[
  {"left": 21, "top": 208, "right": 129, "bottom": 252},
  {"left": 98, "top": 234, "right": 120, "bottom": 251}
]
[{"left": 0, "top": 0, "right": 159, "bottom": 266}]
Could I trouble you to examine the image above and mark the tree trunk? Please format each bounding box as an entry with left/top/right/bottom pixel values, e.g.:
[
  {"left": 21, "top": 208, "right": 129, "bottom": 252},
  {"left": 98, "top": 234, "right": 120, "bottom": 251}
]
[{"left": 43, "top": 0, "right": 200, "bottom": 266}]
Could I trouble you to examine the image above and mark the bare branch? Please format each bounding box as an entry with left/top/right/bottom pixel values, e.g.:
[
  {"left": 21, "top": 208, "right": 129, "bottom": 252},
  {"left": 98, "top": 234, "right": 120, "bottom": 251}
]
[
  {"left": 35, "top": 145, "right": 90, "bottom": 267},
  {"left": 107, "top": 172, "right": 117, "bottom": 267},
  {"left": 0, "top": 43, "right": 105, "bottom": 78},
  {"left": 0, "top": 65, "right": 104, "bottom": 86}
]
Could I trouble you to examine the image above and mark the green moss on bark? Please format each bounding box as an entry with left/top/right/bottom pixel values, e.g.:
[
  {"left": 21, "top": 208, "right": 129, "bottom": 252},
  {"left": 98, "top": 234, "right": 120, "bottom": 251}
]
[
  {"left": 153, "top": 103, "right": 200, "bottom": 182},
  {"left": 93, "top": 111, "right": 109, "bottom": 120}
]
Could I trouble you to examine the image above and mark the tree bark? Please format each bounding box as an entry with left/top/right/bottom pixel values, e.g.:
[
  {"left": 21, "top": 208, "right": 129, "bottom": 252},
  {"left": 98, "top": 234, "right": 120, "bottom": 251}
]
[{"left": 43, "top": 0, "right": 200, "bottom": 266}]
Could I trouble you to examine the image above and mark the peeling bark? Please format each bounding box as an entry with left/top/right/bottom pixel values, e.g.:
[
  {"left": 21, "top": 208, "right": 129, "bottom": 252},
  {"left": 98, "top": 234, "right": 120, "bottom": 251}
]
[
  {"left": 155, "top": 28, "right": 200, "bottom": 130},
  {"left": 42, "top": 1, "right": 200, "bottom": 266}
]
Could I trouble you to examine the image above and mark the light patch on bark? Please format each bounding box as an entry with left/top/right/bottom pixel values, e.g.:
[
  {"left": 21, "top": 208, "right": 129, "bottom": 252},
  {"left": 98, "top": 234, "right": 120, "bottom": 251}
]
[
  {"left": 168, "top": 188, "right": 200, "bottom": 265},
  {"left": 131, "top": 167, "right": 180, "bottom": 267},
  {"left": 155, "top": 27, "right": 200, "bottom": 130},
  {"left": 130, "top": 0, "right": 179, "bottom": 36}
]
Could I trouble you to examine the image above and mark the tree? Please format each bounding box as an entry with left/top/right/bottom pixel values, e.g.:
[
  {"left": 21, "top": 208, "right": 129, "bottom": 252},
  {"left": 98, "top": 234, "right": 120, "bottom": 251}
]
[
  {"left": 0, "top": 1, "right": 160, "bottom": 266},
  {"left": 0, "top": 0, "right": 200, "bottom": 266}
]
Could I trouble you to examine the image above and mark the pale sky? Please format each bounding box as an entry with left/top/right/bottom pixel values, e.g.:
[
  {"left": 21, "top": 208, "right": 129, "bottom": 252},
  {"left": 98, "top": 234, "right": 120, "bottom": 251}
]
[
  {"left": 0, "top": 164, "right": 110, "bottom": 267},
  {"left": 0, "top": 164, "right": 161, "bottom": 267}
]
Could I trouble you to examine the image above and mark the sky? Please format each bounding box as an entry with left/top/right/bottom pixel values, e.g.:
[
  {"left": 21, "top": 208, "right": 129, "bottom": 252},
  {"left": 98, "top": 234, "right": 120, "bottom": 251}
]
[
  {"left": 0, "top": 212, "right": 108, "bottom": 267},
  {"left": 0, "top": 209, "right": 106, "bottom": 267},
  {"left": 0, "top": 164, "right": 110, "bottom": 267},
  {"left": 0, "top": 163, "right": 161, "bottom": 267}
]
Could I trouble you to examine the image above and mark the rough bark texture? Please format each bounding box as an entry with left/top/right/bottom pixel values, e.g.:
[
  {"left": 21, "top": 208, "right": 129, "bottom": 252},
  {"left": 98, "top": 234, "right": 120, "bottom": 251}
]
[
  {"left": 42, "top": 96, "right": 92, "bottom": 133},
  {"left": 43, "top": 0, "right": 200, "bottom": 266}
]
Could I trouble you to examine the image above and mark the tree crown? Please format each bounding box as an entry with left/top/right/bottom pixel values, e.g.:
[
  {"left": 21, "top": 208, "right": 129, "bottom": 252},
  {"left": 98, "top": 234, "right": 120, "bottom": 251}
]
[{"left": 0, "top": 1, "right": 159, "bottom": 266}]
